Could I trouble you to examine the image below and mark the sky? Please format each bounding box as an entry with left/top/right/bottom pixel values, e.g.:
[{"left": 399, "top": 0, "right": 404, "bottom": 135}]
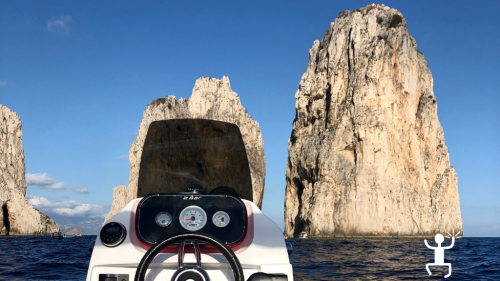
[{"left": 0, "top": 0, "right": 499, "bottom": 236}]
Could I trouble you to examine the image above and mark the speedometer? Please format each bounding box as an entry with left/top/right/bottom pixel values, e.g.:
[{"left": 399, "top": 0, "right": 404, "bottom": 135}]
[{"left": 179, "top": 206, "right": 207, "bottom": 231}]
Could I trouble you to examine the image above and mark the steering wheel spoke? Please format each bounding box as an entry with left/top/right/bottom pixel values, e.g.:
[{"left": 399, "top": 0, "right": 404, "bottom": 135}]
[
  {"left": 177, "top": 240, "right": 202, "bottom": 269},
  {"left": 193, "top": 241, "right": 202, "bottom": 268},
  {"left": 177, "top": 241, "right": 185, "bottom": 268}
]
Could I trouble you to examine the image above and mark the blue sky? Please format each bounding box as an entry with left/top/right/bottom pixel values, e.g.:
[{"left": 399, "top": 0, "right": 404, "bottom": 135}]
[{"left": 1, "top": 0, "right": 498, "bottom": 236}]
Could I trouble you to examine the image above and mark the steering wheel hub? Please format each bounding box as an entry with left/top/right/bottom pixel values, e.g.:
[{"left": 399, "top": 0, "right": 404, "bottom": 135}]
[{"left": 172, "top": 267, "right": 209, "bottom": 281}]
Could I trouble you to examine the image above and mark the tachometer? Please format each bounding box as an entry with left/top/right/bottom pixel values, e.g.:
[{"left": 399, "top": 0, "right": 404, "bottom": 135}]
[
  {"left": 179, "top": 206, "right": 207, "bottom": 231},
  {"left": 212, "top": 211, "right": 230, "bottom": 227}
]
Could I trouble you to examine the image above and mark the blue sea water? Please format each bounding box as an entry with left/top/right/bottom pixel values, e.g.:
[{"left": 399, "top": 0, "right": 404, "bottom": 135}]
[
  {"left": 288, "top": 238, "right": 500, "bottom": 280},
  {"left": 0, "top": 236, "right": 498, "bottom": 280}
]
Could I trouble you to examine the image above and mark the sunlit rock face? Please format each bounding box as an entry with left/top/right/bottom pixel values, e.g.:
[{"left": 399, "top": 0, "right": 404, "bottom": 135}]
[
  {"left": 284, "top": 4, "right": 462, "bottom": 238},
  {"left": 105, "top": 77, "right": 265, "bottom": 222},
  {"left": 0, "top": 105, "right": 59, "bottom": 235}
]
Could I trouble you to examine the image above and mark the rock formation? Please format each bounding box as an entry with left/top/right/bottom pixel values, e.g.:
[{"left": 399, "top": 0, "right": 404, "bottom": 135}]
[
  {"left": 0, "top": 105, "right": 59, "bottom": 235},
  {"left": 284, "top": 4, "right": 462, "bottom": 238},
  {"left": 105, "top": 76, "right": 265, "bottom": 222}
]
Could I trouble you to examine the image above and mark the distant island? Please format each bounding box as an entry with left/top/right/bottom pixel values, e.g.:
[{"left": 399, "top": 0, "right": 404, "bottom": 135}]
[{"left": 61, "top": 226, "right": 85, "bottom": 236}]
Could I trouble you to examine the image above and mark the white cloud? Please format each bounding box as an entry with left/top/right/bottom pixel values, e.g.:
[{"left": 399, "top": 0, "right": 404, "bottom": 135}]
[
  {"left": 0, "top": 80, "right": 7, "bottom": 87},
  {"left": 49, "top": 182, "right": 65, "bottom": 190},
  {"left": 117, "top": 154, "right": 129, "bottom": 159},
  {"left": 26, "top": 173, "right": 56, "bottom": 185},
  {"left": 26, "top": 173, "right": 65, "bottom": 190},
  {"left": 27, "top": 195, "right": 107, "bottom": 217},
  {"left": 46, "top": 16, "right": 73, "bottom": 34},
  {"left": 76, "top": 187, "right": 89, "bottom": 194}
]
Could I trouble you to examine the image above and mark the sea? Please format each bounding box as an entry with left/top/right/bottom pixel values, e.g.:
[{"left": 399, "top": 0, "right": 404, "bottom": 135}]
[{"left": 0, "top": 236, "right": 498, "bottom": 280}]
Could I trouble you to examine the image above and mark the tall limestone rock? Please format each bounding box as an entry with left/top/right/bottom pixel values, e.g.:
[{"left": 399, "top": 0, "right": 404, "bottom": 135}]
[
  {"left": 0, "top": 105, "right": 59, "bottom": 235},
  {"left": 105, "top": 76, "right": 265, "bottom": 222},
  {"left": 284, "top": 4, "right": 462, "bottom": 238}
]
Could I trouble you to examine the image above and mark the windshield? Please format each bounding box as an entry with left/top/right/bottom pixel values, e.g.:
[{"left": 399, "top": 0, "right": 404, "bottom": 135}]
[{"left": 137, "top": 119, "right": 253, "bottom": 201}]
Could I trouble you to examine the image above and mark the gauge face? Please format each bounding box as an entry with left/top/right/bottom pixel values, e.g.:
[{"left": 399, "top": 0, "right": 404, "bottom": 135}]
[
  {"left": 179, "top": 206, "right": 207, "bottom": 231},
  {"left": 155, "top": 212, "right": 172, "bottom": 227},
  {"left": 212, "top": 211, "right": 230, "bottom": 227}
]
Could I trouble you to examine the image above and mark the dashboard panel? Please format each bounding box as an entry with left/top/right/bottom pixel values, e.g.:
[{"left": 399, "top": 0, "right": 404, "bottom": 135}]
[{"left": 136, "top": 194, "right": 247, "bottom": 246}]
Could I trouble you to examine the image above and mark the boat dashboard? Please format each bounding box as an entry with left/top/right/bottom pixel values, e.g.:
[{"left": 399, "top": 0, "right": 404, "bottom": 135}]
[
  {"left": 88, "top": 119, "right": 293, "bottom": 281},
  {"left": 91, "top": 194, "right": 292, "bottom": 281},
  {"left": 99, "top": 191, "right": 248, "bottom": 248},
  {"left": 135, "top": 193, "right": 247, "bottom": 246}
]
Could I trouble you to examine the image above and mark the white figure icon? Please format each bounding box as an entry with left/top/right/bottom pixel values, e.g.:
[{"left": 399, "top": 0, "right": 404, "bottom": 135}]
[{"left": 424, "top": 233, "right": 455, "bottom": 278}]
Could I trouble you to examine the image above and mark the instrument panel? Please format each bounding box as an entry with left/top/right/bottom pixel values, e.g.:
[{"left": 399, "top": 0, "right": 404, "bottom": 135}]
[{"left": 136, "top": 194, "right": 247, "bottom": 246}]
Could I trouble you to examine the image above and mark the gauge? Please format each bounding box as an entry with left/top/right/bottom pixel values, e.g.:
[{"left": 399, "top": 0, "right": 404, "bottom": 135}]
[
  {"left": 155, "top": 212, "right": 172, "bottom": 227},
  {"left": 100, "top": 222, "right": 126, "bottom": 247},
  {"left": 179, "top": 206, "right": 207, "bottom": 231},
  {"left": 212, "top": 211, "right": 230, "bottom": 228}
]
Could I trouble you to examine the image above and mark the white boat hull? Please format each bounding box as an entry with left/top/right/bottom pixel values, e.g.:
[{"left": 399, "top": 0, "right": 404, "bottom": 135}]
[{"left": 87, "top": 198, "right": 293, "bottom": 281}]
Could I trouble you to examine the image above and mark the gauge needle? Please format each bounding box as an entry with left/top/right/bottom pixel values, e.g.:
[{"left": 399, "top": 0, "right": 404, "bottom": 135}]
[{"left": 184, "top": 218, "right": 192, "bottom": 220}]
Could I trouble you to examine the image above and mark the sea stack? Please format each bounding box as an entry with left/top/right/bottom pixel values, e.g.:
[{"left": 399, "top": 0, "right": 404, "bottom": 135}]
[
  {"left": 284, "top": 4, "right": 462, "bottom": 238},
  {"left": 0, "top": 105, "right": 59, "bottom": 235},
  {"left": 104, "top": 76, "right": 266, "bottom": 222}
]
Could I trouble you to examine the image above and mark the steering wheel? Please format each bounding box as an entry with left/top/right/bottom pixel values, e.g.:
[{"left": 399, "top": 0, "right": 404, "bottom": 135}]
[{"left": 134, "top": 233, "right": 244, "bottom": 281}]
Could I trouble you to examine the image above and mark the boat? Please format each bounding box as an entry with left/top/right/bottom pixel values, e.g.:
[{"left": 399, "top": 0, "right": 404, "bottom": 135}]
[
  {"left": 51, "top": 232, "right": 63, "bottom": 239},
  {"left": 64, "top": 234, "right": 76, "bottom": 238},
  {"left": 87, "top": 119, "right": 293, "bottom": 281},
  {"left": 298, "top": 231, "right": 308, "bottom": 239}
]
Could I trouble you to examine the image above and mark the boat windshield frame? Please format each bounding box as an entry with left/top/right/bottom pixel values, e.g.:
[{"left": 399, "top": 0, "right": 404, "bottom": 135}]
[{"left": 137, "top": 119, "right": 253, "bottom": 201}]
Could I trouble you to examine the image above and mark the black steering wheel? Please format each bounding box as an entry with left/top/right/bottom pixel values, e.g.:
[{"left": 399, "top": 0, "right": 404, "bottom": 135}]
[{"left": 134, "top": 233, "right": 244, "bottom": 281}]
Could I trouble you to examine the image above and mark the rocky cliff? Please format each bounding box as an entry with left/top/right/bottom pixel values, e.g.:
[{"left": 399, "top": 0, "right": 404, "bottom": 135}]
[
  {"left": 284, "top": 4, "right": 462, "bottom": 238},
  {"left": 0, "top": 105, "right": 59, "bottom": 235},
  {"left": 105, "top": 76, "right": 265, "bottom": 222}
]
